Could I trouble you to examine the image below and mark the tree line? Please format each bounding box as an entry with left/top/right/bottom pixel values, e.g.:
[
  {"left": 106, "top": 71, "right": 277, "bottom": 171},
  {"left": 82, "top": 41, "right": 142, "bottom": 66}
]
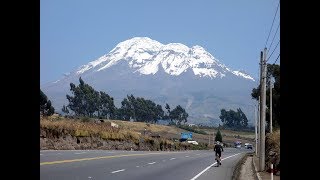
[{"left": 60, "top": 77, "right": 188, "bottom": 124}]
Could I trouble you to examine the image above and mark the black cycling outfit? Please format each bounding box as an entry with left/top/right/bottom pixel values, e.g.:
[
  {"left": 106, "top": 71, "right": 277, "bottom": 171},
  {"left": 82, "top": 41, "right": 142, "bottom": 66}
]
[{"left": 214, "top": 144, "right": 224, "bottom": 158}]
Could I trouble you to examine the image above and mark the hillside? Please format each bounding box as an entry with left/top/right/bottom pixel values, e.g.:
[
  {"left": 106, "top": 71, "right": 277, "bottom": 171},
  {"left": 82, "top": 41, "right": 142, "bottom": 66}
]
[{"left": 40, "top": 115, "right": 255, "bottom": 151}]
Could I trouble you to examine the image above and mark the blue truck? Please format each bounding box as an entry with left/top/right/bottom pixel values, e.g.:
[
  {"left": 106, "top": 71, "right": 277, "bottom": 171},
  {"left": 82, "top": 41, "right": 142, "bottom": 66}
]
[{"left": 180, "top": 132, "right": 193, "bottom": 141}]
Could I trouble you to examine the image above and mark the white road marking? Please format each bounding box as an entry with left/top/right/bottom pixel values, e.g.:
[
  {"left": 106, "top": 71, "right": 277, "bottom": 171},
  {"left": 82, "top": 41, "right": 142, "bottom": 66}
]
[
  {"left": 75, "top": 152, "right": 86, "bottom": 154},
  {"left": 170, "top": 158, "right": 176, "bottom": 160},
  {"left": 40, "top": 154, "right": 43, "bottom": 156},
  {"left": 190, "top": 153, "right": 242, "bottom": 180},
  {"left": 88, "top": 177, "right": 92, "bottom": 179},
  {"left": 95, "top": 151, "right": 115, "bottom": 153},
  {"left": 136, "top": 166, "right": 140, "bottom": 167},
  {"left": 111, "top": 169, "right": 125, "bottom": 174},
  {"left": 148, "top": 162, "right": 156, "bottom": 165},
  {"left": 185, "top": 156, "right": 189, "bottom": 157}
]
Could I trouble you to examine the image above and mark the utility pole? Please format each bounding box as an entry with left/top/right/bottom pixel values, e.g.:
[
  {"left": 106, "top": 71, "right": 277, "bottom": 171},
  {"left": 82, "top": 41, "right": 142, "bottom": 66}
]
[
  {"left": 255, "top": 104, "right": 258, "bottom": 156},
  {"left": 259, "top": 48, "right": 267, "bottom": 171},
  {"left": 209, "top": 132, "right": 210, "bottom": 146},
  {"left": 270, "top": 79, "right": 273, "bottom": 133},
  {"left": 258, "top": 99, "right": 260, "bottom": 156},
  {"left": 257, "top": 51, "right": 262, "bottom": 168}
]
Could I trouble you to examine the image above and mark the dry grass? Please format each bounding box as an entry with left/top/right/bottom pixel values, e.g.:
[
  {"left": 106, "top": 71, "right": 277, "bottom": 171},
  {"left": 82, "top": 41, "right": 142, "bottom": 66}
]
[
  {"left": 110, "top": 120, "right": 180, "bottom": 134},
  {"left": 265, "top": 129, "right": 280, "bottom": 170},
  {"left": 40, "top": 116, "right": 142, "bottom": 142},
  {"left": 40, "top": 116, "right": 255, "bottom": 146},
  {"left": 109, "top": 120, "right": 193, "bottom": 142},
  {"left": 266, "top": 129, "right": 280, "bottom": 152},
  {"left": 201, "top": 128, "right": 255, "bottom": 139},
  {"left": 108, "top": 120, "right": 255, "bottom": 144}
]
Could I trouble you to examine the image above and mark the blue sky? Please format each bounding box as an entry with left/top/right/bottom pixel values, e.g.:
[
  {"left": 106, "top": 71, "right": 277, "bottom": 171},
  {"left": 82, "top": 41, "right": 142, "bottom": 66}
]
[{"left": 40, "top": 0, "right": 280, "bottom": 85}]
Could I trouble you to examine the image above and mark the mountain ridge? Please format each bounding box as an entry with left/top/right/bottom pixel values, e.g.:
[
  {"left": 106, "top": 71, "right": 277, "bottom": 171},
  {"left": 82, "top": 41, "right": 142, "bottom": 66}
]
[{"left": 61, "top": 37, "right": 255, "bottom": 81}]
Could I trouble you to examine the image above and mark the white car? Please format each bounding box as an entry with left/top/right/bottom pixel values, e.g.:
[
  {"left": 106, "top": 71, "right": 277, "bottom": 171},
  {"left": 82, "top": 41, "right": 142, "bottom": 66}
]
[
  {"left": 246, "top": 144, "right": 253, "bottom": 149},
  {"left": 187, "top": 140, "right": 198, "bottom": 145}
]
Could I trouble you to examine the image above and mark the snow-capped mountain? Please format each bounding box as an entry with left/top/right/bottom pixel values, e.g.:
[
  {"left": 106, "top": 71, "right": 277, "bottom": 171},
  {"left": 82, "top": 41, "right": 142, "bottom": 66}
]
[
  {"left": 73, "top": 37, "right": 254, "bottom": 81},
  {"left": 42, "top": 37, "right": 257, "bottom": 126}
]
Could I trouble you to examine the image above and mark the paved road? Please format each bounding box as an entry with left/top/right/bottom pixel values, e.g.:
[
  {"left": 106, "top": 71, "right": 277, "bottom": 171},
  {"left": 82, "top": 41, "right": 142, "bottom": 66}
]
[{"left": 40, "top": 148, "right": 252, "bottom": 180}]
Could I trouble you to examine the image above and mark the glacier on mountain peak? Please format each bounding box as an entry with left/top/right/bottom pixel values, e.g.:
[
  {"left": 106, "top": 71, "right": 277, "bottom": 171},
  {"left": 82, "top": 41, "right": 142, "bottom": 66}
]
[{"left": 74, "top": 37, "right": 254, "bottom": 81}]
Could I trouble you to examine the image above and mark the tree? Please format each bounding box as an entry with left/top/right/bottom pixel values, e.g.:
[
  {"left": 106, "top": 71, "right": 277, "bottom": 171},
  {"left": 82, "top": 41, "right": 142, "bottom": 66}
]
[
  {"left": 251, "top": 64, "right": 280, "bottom": 128},
  {"left": 170, "top": 105, "right": 188, "bottom": 125},
  {"left": 156, "top": 104, "right": 164, "bottom": 121},
  {"left": 215, "top": 129, "right": 222, "bottom": 142},
  {"left": 237, "top": 108, "right": 248, "bottom": 127},
  {"left": 40, "top": 89, "right": 55, "bottom": 116},
  {"left": 98, "top": 91, "right": 116, "bottom": 119},
  {"left": 219, "top": 108, "right": 248, "bottom": 129},
  {"left": 40, "top": 90, "right": 47, "bottom": 112},
  {"left": 118, "top": 95, "right": 164, "bottom": 123},
  {"left": 66, "top": 77, "right": 100, "bottom": 117},
  {"left": 66, "top": 82, "right": 85, "bottom": 116},
  {"left": 118, "top": 95, "right": 135, "bottom": 121},
  {"left": 62, "top": 105, "right": 69, "bottom": 114},
  {"left": 164, "top": 103, "right": 171, "bottom": 120},
  {"left": 46, "top": 100, "right": 55, "bottom": 116},
  {"left": 219, "top": 109, "right": 228, "bottom": 126},
  {"left": 113, "top": 108, "right": 122, "bottom": 120}
]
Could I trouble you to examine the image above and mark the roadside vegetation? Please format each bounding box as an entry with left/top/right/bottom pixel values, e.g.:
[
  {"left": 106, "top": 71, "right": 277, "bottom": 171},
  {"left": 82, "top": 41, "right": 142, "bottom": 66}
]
[{"left": 40, "top": 115, "right": 212, "bottom": 150}]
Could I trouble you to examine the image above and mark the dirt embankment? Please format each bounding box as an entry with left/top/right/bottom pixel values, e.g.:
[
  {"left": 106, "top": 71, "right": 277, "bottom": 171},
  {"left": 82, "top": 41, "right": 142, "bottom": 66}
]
[
  {"left": 40, "top": 116, "right": 254, "bottom": 151},
  {"left": 41, "top": 128, "right": 134, "bottom": 150},
  {"left": 40, "top": 128, "right": 197, "bottom": 151},
  {"left": 40, "top": 117, "right": 202, "bottom": 151}
]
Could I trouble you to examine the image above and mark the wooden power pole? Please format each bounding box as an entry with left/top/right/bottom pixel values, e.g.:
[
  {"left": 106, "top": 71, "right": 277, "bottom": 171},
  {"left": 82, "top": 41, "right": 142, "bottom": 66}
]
[{"left": 259, "top": 48, "right": 267, "bottom": 171}]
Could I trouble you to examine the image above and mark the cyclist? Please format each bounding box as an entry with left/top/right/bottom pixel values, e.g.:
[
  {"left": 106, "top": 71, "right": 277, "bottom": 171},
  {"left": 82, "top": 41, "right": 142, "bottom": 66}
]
[{"left": 214, "top": 141, "right": 224, "bottom": 165}]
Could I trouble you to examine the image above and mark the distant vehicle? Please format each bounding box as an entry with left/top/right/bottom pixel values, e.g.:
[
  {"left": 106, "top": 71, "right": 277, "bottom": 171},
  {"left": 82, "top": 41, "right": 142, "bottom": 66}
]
[
  {"left": 234, "top": 141, "right": 241, "bottom": 148},
  {"left": 180, "top": 132, "right": 193, "bottom": 142},
  {"left": 187, "top": 140, "right": 198, "bottom": 145},
  {"left": 246, "top": 144, "right": 253, "bottom": 149}
]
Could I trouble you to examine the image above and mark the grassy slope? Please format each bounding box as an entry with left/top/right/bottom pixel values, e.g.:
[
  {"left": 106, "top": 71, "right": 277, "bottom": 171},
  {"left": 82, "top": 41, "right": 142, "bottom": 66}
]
[{"left": 41, "top": 115, "right": 255, "bottom": 146}]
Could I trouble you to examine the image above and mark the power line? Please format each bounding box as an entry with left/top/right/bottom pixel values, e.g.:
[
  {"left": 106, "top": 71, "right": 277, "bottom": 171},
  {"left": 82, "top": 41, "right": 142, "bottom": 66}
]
[
  {"left": 264, "top": 54, "right": 280, "bottom": 81},
  {"left": 267, "top": 40, "right": 280, "bottom": 61},
  {"left": 273, "top": 54, "right": 280, "bottom": 64},
  {"left": 264, "top": 0, "right": 280, "bottom": 48},
  {"left": 268, "top": 22, "right": 280, "bottom": 54}
]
